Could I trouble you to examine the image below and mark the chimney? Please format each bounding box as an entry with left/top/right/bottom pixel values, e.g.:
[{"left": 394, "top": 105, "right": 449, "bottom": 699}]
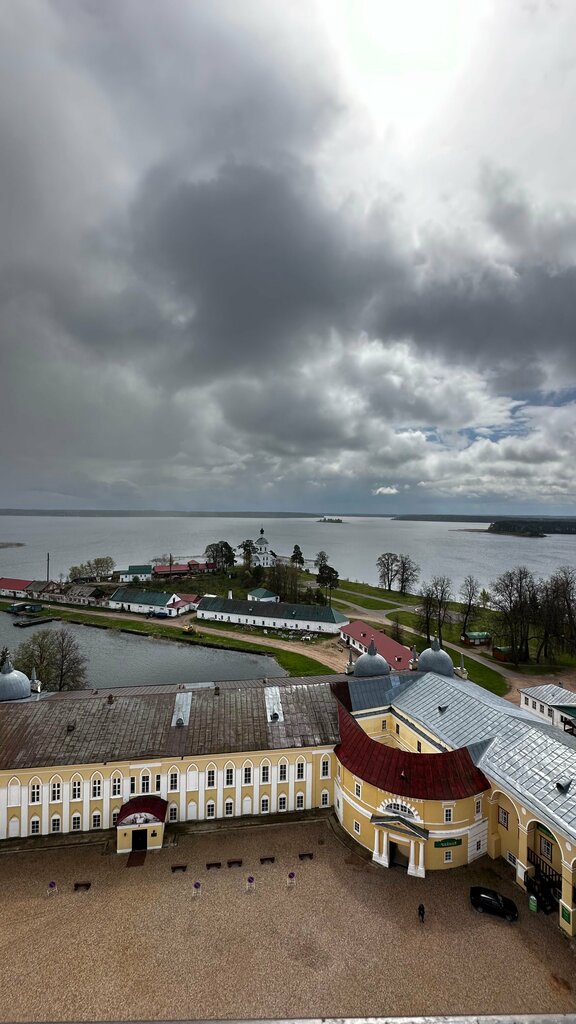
[
  {"left": 214, "top": 685, "right": 220, "bottom": 696},
  {"left": 227, "top": 589, "right": 233, "bottom": 600}
]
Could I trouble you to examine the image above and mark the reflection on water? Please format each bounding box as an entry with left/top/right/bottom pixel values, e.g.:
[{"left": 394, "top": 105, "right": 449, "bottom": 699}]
[{"left": 0, "top": 615, "right": 286, "bottom": 688}]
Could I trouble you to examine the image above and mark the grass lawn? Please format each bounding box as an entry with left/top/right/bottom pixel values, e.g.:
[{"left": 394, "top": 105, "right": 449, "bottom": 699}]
[
  {"left": 332, "top": 589, "right": 396, "bottom": 610},
  {"left": 338, "top": 580, "right": 421, "bottom": 606}
]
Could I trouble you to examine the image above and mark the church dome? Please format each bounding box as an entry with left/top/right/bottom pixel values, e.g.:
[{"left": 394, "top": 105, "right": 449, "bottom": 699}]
[
  {"left": 417, "top": 637, "right": 454, "bottom": 677},
  {"left": 354, "top": 638, "right": 391, "bottom": 677},
  {"left": 0, "top": 657, "right": 31, "bottom": 701}
]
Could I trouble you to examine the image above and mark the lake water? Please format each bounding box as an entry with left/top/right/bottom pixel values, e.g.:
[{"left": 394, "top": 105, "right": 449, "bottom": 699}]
[
  {"left": 0, "top": 614, "right": 286, "bottom": 689},
  {"left": 0, "top": 514, "right": 575, "bottom": 593}
]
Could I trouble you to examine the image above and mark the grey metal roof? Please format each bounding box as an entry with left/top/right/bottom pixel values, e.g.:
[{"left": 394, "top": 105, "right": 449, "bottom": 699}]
[
  {"left": 519, "top": 683, "right": 576, "bottom": 707},
  {"left": 110, "top": 587, "right": 173, "bottom": 607},
  {"left": 0, "top": 659, "right": 31, "bottom": 702}
]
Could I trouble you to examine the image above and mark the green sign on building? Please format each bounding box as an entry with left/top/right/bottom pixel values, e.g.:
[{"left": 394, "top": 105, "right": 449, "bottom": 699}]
[
  {"left": 434, "top": 837, "right": 463, "bottom": 848},
  {"left": 561, "top": 905, "right": 571, "bottom": 924}
]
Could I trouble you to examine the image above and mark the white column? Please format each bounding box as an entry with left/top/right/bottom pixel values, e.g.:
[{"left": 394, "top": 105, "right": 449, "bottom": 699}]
[
  {"left": 216, "top": 769, "right": 224, "bottom": 818},
  {"left": 271, "top": 764, "right": 278, "bottom": 810},
  {"left": 20, "top": 785, "right": 28, "bottom": 838},
  {"left": 179, "top": 780, "right": 187, "bottom": 821},
  {"left": 288, "top": 762, "right": 295, "bottom": 811},
  {"left": 198, "top": 773, "right": 206, "bottom": 819},
  {"left": 381, "top": 830, "right": 390, "bottom": 867},
  {"left": 42, "top": 783, "right": 49, "bottom": 834},
  {"left": 305, "top": 763, "right": 312, "bottom": 808},
  {"left": 63, "top": 780, "right": 71, "bottom": 832},
  {"left": 234, "top": 769, "right": 242, "bottom": 816},
  {"left": 418, "top": 841, "right": 426, "bottom": 877},
  {"left": 373, "top": 828, "right": 380, "bottom": 859},
  {"left": 0, "top": 785, "right": 7, "bottom": 839},
  {"left": 159, "top": 772, "right": 168, "bottom": 801},
  {"left": 407, "top": 839, "right": 417, "bottom": 877},
  {"left": 253, "top": 766, "right": 260, "bottom": 813}
]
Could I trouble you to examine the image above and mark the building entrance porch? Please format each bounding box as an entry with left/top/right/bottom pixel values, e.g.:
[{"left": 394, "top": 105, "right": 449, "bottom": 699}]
[{"left": 372, "top": 822, "right": 426, "bottom": 877}]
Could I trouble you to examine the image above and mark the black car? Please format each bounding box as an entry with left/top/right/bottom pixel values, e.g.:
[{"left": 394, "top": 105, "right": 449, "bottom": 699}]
[{"left": 470, "top": 886, "right": 518, "bottom": 921}]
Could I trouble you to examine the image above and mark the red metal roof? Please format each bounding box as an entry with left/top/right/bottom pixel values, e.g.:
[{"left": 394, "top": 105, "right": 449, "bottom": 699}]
[
  {"left": 0, "top": 578, "right": 34, "bottom": 590},
  {"left": 153, "top": 564, "right": 190, "bottom": 574},
  {"left": 116, "top": 796, "right": 168, "bottom": 825},
  {"left": 340, "top": 620, "right": 412, "bottom": 670},
  {"left": 335, "top": 703, "right": 490, "bottom": 800}
]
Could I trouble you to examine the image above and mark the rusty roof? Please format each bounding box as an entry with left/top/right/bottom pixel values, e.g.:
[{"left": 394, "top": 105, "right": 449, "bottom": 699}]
[{"left": 0, "top": 678, "right": 340, "bottom": 770}]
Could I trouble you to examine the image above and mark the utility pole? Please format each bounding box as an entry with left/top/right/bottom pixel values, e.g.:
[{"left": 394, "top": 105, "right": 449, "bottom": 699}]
[{"left": 46, "top": 552, "right": 50, "bottom": 582}]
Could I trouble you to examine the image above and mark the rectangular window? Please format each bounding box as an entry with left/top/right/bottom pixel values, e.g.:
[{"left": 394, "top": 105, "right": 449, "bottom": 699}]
[
  {"left": 531, "top": 700, "right": 536, "bottom": 709},
  {"left": 51, "top": 817, "right": 61, "bottom": 833},
  {"left": 539, "top": 703, "right": 544, "bottom": 713},
  {"left": 353, "top": 820, "right": 360, "bottom": 834},
  {"left": 444, "top": 807, "right": 453, "bottom": 823},
  {"left": 30, "top": 784, "right": 41, "bottom": 804},
  {"left": 130, "top": 776, "right": 136, "bottom": 794},
  {"left": 141, "top": 775, "right": 150, "bottom": 794},
  {"left": 417, "top": 741, "right": 422, "bottom": 753},
  {"left": 540, "top": 836, "right": 553, "bottom": 861},
  {"left": 225, "top": 800, "right": 233, "bottom": 817},
  {"left": 112, "top": 811, "right": 119, "bottom": 826},
  {"left": 336, "top": 797, "right": 340, "bottom": 809},
  {"left": 321, "top": 791, "right": 329, "bottom": 807},
  {"left": 296, "top": 761, "right": 305, "bottom": 780},
  {"left": 71, "top": 780, "right": 82, "bottom": 801},
  {"left": 321, "top": 759, "right": 329, "bottom": 778},
  {"left": 261, "top": 796, "right": 269, "bottom": 814},
  {"left": 475, "top": 798, "right": 481, "bottom": 816},
  {"left": 112, "top": 777, "right": 122, "bottom": 797},
  {"left": 381, "top": 719, "right": 387, "bottom": 730},
  {"left": 261, "top": 764, "right": 269, "bottom": 784},
  {"left": 278, "top": 795, "right": 287, "bottom": 812},
  {"left": 91, "top": 778, "right": 101, "bottom": 799},
  {"left": 92, "top": 813, "right": 101, "bottom": 829},
  {"left": 498, "top": 806, "right": 509, "bottom": 829},
  {"left": 547, "top": 708, "right": 554, "bottom": 718},
  {"left": 395, "top": 723, "right": 400, "bottom": 735},
  {"left": 169, "top": 772, "right": 179, "bottom": 791},
  {"left": 355, "top": 782, "right": 361, "bottom": 798},
  {"left": 72, "top": 815, "right": 81, "bottom": 832},
  {"left": 206, "top": 769, "right": 215, "bottom": 789},
  {"left": 206, "top": 802, "right": 215, "bottom": 818},
  {"left": 51, "top": 782, "right": 61, "bottom": 802},
  {"left": 523, "top": 696, "right": 529, "bottom": 705},
  {"left": 225, "top": 767, "right": 234, "bottom": 787},
  {"left": 476, "top": 839, "right": 482, "bottom": 852},
  {"left": 30, "top": 819, "right": 40, "bottom": 835},
  {"left": 279, "top": 763, "right": 287, "bottom": 782},
  {"left": 169, "top": 805, "right": 178, "bottom": 822},
  {"left": 296, "top": 793, "right": 304, "bottom": 809},
  {"left": 507, "top": 851, "right": 517, "bottom": 866},
  {"left": 155, "top": 774, "right": 161, "bottom": 792},
  {"left": 444, "top": 850, "right": 453, "bottom": 863},
  {"left": 243, "top": 766, "right": 252, "bottom": 786}
]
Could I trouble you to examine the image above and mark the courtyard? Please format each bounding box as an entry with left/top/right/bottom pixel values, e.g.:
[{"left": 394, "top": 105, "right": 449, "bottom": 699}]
[{"left": 0, "top": 818, "right": 575, "bottom": 1022}]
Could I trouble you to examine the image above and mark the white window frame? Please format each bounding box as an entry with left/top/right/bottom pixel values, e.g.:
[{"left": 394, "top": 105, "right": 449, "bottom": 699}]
[
  {"left": 169, "top": 769, "right": 179, "bottom": 792},
  {"left": 169, "top": 804, "right": 178, "bottom": 822},
  {"left": 261, "top": 795, "right": 269, "bottom": 814},
  {"left": 540, "top": 836, "right": 553, "bottom": 861},
  {"left": 206, "top": 800, "right": 215, "bottom": 819},
  {"left": 91, "top": 775, "right": 102, "bottom": 799},
  {"left": 296, "top": 760, "right": 305, "bottom": 781},
  {"left": 30, "top": 817, "right": 40, "bottom": 835},
  {"left": 278, "top": 794, "right": 287, "bottom": 812},
  {"left": 444, "top": 807, "right": 453, "bottom": 824},
  {"left": 321, "top": 757, "right": 330, "bottom": 779},
  {"left": 141, "top": 772, "right": 150, "bottom": 794},
  {"left": 296, "top": 792, "right": 304, "bottom": 810},
  {"left": 354, "top": 781, "right": 362, "bottom": 799},
  {"left": 353, "top": 820, "right": 360, "bottom": 834},
  {"left": 92, "top": 811, "right": 101, "bottom": 829},
  {"left": 321, "top": 790, "right": 329, "bottom": 807},
  {"left": 111, "top": 775, "right": 122, "bottom": 797},
  {"left": 30, "top": 781, "right": 41, "bottom": 805},
  {"left": 51, "top": 815, "right": 61, "bottom": 833},
  {"left": 261, "top": 763, "right": 270, "bottom": 784},
  {"left": 475, "top": 798, "right": 482, "bottom": 816},
  {"left": 225, "top": 799, "right": 234, "bottom": 817},
  {"left": 51, "top": 780, "right": 62, "bottom": 803},
  {"left": 444, "top": 849, "right": 453, "bottom": 863},
  {"left": 71, "top": 778, "right": 82, "bottom": 801},
  {"left": 243, "top": 765, "right": 252, "bottom": 786},
  {"left": 206, "top": 768, "right": 216, "bottom": 789},
  {"left": 498, "top": 806, "right": 509, "bottom": 829},
  {"left": 225, "top": 766, "right": 234, "bottom": 787},
  {"left": 71, "top": 813, "right": 81, "bottom": 832},
  {"left": 278, "top": 762, "right": 287, "bottom": 782}
]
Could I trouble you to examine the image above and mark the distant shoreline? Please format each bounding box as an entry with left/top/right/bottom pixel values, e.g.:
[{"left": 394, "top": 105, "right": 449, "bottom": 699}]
[{"left": 0, "top": 541, "right": 25, "bottom": 548}]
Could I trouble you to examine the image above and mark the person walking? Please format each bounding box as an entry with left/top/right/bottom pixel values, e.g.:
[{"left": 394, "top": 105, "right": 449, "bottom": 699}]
[{"left": 418, "top": 903, "right": 425, "bottom": 923}]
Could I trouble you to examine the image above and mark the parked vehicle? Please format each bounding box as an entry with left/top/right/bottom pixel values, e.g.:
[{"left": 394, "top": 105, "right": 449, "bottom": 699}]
[
  {"left": 153, "top": 610, "right": 170, "bottom": 619},
  {"left": 470, "top": 886, "right": 518, "bottom": 921}
]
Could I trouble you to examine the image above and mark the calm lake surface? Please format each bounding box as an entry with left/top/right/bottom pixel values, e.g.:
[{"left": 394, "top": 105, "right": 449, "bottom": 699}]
[
  {"left": 0, "top": 614, "right": 286, "bottom": 689},
  {"left": 1, "top": 514, "right": 575, "bottom": 593}
]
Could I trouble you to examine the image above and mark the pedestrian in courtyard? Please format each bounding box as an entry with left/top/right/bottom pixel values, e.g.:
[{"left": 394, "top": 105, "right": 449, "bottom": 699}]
[{"left": 418, "top": 902, "right": 425, "bottom": 923}]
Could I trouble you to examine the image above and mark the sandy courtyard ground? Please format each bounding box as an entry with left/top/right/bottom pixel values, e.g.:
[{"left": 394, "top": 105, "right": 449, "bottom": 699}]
[{"left": 0, "top": 819, "right": 575, "bottom": 1022}]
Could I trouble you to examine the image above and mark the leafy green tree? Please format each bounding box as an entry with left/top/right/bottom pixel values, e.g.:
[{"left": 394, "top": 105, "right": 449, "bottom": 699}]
[
  {"left": 267, "top": 563, "right": 299, "bottom": 602},
  {"left": 14, "top": 628, "right": 88, "bottom": 691},
  {"left": 317, "top": 563, "right": 339, "bottom": 605},
  {"left": 291, "top": 544, "right": 305, "bottom": 569},
  {"left": 204, "top": 541, "right": 236, "bottom": 573},
  {"left": 0, "top": 646, "right": 9, "bottom": 671},
  {"left": 90, "top": 556, "right": 115, "bottom": 579},
  {"left": 238, "top": 539, "right": 257, "bottom": 569},
  {"left": 314, "top": 550, "right": 328, "bottom": 571},
  {"left": 68, "top": 563, "right": 88, "bottom": 581},
  {"left": 376, "top": 552, "right": 399, "bottom": 591}
]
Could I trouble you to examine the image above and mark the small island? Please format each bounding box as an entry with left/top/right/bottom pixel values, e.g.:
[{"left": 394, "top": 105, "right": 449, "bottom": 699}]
[
  {"left": 317, "top": 517, "right": 344, "bottom": 524},
  {"left": 0, "top": 542, "right": 25, "bottom": 549}
]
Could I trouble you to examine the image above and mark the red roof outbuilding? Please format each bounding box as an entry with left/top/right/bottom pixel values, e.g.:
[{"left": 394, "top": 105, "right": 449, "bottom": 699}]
[
  {"left": 335, "top": 702, "right": 490, "bottom": 801},
  {"left": 340, "top": 621, "right": 412, "bottom": 670},
  {"left": 0, "top": 577, "right": 34, "bottom": 591}
]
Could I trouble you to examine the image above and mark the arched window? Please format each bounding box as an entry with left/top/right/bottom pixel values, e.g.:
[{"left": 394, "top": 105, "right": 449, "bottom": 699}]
[
  {"left": 168, "top": 804, "right": 178, "bottom": 822},
  {"left": 296, "top": 758, "right": 306, "bottom": 781},
  {"left": 50, "top": 776, "right": 62, "bottom": 802},
  {"left": 51, "top": 815, "right": 61, "bottom": 833},
  {"left": 71, "top": 775, "right": 82, "bottom": 801},
  {"left": 278, "top": 795, "right": 287, "bottom": 812},
  {"left": 205, "top": 764, "right": 216, "bottom": 789},
  {"left": 92, "top": 811, "right": 101, "bottom": 829},
  {"left": 225, "top": 799, "right": 234, "bottom": 816},
  {"left": 206, "top": 800, "right": 215, "bottom": 819},
  {"left": 30, "top": 816, "right": 40, "bottom": 835},
  {"left": 140, "top": 769, "right": 151, "bottom": 794},
  {"left": 224, "top": 762, "right": 235, "bottom": 787},
  {"left": 278, "top": 758, "right": 288, "bottom": 783},
  {"left": 168, "top": 766, "right": 179, "bottom": 792},
  {"left": 111, "top": 773, "right": 123, "bottom": 798},
  {"left": 260, "top": 759, "right": 271, "bottom": 784},
  {"left": 320, "top": 757, "right": 330, "bottom": 779},
  {"left": 91, "top": 773, "right": 102, "bottom": 799},
  {"left": 296, "top": 792, "right": 305, "bottom": 810},
  {"left": 8, "top": 816, "right": 19, "bottom": 838},
  {"left": 111, "top": 809, "right": 120, "bottom": 827},
  {"left": 187, "top": 765, "right": 199, "bottom": 790},
  {"left": 384, "top": 801, "right": 416, "bottom": 818},
  {"left": 261, "top": 796, "right": 269, "bottom": 814},
  {"left": 320, "top": 789, "right": 330, "bottom": 807},
  {"left": 242, "top": 760, "right": 253, "bottom": 786},
  {"left": 8, "top": 777, "right": 20, "bottom": 806},
  {"left": 71, "top": 813, "right": 81, "bottom": 832},
  {"left": 29, "top": 778, "right": 42, "bottom": 805}
]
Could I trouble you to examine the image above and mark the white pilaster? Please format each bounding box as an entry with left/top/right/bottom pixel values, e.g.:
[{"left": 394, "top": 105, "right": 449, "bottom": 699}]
[
  {"left": 253, "top": 766, "right": 260, "bottom": 812},
  {"left": 179, "top": 781, "right": 187, "bottom": 821},
  {"left": 198, "top": 774, "right": 205, "bottom": 819},
  {"left": 0, "top": 785, "right": 7, "bottom": 839},
  {"left": 288, "top": 762, "right": 295, "bottom": 811},
  {"left": 42, "top": 783, "right": 49, "bottom": 834},
  {"left": 234, "top": 770, "right": 241, "bottom": 816},
  {"left": 216, "top": 769, "right": 224, "bottom": 818},
  {"left": 305, "top": 763, "right": 312, "bottom": 808},
  {"left": 20, "top": 785, "right": 28, "bottom": 838},
  {"left": 63, "top": 780, "right": 71, "bottom": 832},
  {"left": 271, "top": 765, "right": 278, "bottom": 809},
  {"left": 407, "top": 839, "right": 418, "bottom": 877}
]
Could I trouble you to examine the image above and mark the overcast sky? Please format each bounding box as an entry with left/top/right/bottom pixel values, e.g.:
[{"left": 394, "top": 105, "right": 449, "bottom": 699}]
[{"left": 2, "top": 0, "right": 576, "bottom": 514}]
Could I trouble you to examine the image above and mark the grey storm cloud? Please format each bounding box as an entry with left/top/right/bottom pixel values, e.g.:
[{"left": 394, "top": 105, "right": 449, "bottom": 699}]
[{"left": 1, "top": 0, "right": 576, "bottom": 511}]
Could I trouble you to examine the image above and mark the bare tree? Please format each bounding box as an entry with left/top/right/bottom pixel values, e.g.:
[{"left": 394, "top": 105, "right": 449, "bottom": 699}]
[
  {"left": 376, "top": 552, "right": 399, "bottom": 591},
  {"left": 491, "top": 566, "right": 537, "bottom": 664},
  {"left": 417, "top": 582, "right": 435, "bottom": 644},
  {"left": 397, "top": 553, "right": 420, "bottom": 595},
  {"left": 430, "top": 575, "right": 453, "bottom": 645},
  {"left": 459, "top": 575, "right": 480, "bottom": 635},
  {"left": 14, "top": 628, "right": 88, "bottom": 691}
]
